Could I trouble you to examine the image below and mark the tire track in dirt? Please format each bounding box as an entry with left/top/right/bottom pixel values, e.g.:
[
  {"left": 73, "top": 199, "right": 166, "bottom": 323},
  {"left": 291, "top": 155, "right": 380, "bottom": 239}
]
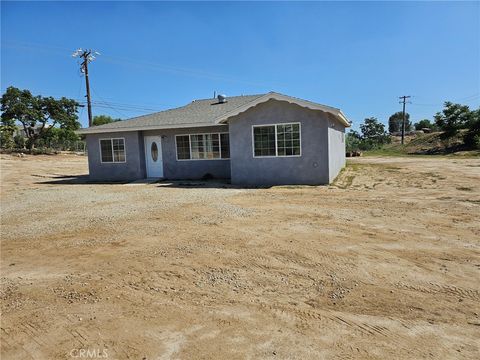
[
  {"left": 256, "top": 302, "right": 436, "bottom": 358},
  {"left": 270, "top": 249, "right": 358, "bottom": 276},
  {"left": 394, "top": 281, "right": 480, "bottom": 301},
  {"left": 1, "top": 320, "right": 54, "bottom": 359}
]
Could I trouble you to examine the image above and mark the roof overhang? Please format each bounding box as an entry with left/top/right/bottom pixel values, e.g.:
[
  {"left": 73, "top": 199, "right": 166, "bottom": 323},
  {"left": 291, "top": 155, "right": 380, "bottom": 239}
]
[
  {"left": 214, "top": 92, "right": 351, "bottom": 127},
  {"left": 76, "top": 122, "right": 228, "bottom": 135}
]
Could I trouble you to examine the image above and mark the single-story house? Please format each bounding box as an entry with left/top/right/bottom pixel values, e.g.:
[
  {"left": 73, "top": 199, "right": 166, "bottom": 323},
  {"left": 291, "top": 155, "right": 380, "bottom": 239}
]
[{"left": 77, "top": 92, "right": 351, "bottom": 185}]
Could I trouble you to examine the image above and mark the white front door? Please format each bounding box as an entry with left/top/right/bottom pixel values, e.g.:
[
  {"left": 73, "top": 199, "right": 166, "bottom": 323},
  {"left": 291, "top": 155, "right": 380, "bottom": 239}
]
[{"left": 144, "top": 136, "right": 163, "bottom": 178}]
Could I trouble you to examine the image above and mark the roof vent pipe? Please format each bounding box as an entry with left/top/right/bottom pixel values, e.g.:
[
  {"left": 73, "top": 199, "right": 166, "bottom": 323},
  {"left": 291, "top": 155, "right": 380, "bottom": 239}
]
[{"left": 217, "top": 94, "right": 227, "bottom": 103}]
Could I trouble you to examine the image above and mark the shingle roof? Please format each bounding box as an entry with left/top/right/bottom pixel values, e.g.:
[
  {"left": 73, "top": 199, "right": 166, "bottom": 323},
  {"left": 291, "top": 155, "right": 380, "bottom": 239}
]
[
  {"left": 78, "top": 94, "right": 265, "bottom": 134},
  {"left": 77, "top": 92, "right": 350, "bottom": 134}
]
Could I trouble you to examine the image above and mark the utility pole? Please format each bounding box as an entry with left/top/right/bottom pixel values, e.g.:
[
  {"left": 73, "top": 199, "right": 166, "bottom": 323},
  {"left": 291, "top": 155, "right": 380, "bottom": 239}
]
[
  {"left": 72, "top": 49, "right": 100, "bottom": 127},
  {"left": 399, "top": 95, "right": 411, "bottom": 145}
]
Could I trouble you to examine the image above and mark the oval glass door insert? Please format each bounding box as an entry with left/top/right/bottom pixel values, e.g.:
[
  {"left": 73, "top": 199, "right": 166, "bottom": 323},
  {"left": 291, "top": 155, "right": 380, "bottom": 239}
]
[{"left": 151, "top": 142, "right": 158, "bottom": 162}]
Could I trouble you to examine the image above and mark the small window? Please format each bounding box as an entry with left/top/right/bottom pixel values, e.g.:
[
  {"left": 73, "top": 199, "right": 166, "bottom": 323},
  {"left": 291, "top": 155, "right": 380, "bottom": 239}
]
[
  {"left": 253, "top": 126, "right": 276, "bottom": 157},
  {"left": 220, "top": 133, "right": 230, "bottom": 159},
  {"left": 253, "top": 123, "right": 301, "bottom": 157},
  {"left": 176, "top": 135, "right": 191, "bottom": 160},
  {"left": 151, "top": 142, "right": 158, "bottom": 161},
  {"left": 100, "top": 139, "right": 113, "bottom": 162},
  {"left": 100, "top": 138, "right": 125, "bottom": 163},
  {"left": 276, "top": 123, "right": 300, "bottom": 156}
]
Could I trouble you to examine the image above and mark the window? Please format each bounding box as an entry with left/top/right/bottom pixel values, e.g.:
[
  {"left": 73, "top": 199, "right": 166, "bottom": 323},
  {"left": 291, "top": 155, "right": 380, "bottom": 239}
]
[
  {"left": 220, "top": 133, "right": 230, "bottom": 159},
  {"left": 100, "top": 138, "right": 125, "bottom": 163},
  {"left": 253, "top": 126, "right": 276, "bottom": 157},
  {"left": 176, "top": 135, "right": 190, "bottom": 160},
  {"left": 191, "top": 134, "right": 220, "bottom": 159},
  {"left": 253, "top": 123, "right": 301, "bottom": 157},
  {"left": 175, "top": 133, "right": 229, "bottom": 160},
  {"left": 151, "top": 142, "right": 158, "bottom": 161},
  {"left": 276, "top": 123, "right": 300, "bottom": 156}
]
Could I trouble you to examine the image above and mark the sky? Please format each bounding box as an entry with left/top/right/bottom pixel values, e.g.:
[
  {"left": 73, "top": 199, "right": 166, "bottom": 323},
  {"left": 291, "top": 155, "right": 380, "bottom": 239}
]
[{"left": 1, "top": 1, "right": 479, "bottom": 130}]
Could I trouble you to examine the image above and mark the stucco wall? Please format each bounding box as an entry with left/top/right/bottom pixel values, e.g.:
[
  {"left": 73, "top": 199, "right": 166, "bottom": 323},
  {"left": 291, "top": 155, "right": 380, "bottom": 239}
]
[
  {"left": 86, "top": 131, "right": 145, "bottom": 181},
  {"left": 327, "top": 114, "right": 347, "bottom": 182},
  {"left": 228, "top": 99, "right": 331, "bottom": 186},
  {"left": 143, "top": 125, "right": 230, "bottom": 180}
]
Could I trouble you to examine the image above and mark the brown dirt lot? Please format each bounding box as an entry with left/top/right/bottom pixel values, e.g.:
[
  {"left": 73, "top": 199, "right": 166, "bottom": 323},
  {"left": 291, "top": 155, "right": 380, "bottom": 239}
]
[{"left": 1, "top": 154, "right": 479, "bottom": 359}]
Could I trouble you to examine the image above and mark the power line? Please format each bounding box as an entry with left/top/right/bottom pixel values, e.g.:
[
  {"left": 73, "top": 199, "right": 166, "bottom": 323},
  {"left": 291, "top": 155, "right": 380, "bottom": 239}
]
[
  {"left": 76, "top": 99, "right": 166, "bottom": 111},
  {"left": 91, "top": 88, "right": 130, "bottom": 118},
  {"left": 5, "top": 40, "right": 279, "bottom": 88}
]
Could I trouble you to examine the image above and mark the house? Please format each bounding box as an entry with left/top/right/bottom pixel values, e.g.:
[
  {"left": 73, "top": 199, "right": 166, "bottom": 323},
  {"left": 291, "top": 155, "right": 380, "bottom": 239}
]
[{"left": 77, "top": 92, "right": 351, "bottom": 185}]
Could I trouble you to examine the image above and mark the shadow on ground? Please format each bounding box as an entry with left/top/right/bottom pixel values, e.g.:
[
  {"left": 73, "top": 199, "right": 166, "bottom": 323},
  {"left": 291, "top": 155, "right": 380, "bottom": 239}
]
[{"left": 34, "top": 174, "right": 128, "bottom": 185}]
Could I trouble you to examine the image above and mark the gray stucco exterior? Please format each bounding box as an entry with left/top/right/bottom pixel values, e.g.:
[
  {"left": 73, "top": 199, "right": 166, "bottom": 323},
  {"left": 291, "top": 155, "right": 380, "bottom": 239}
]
[
  {"left": 144, "top": 125, "right": 230, "bottom": 180},
  {"left": 327, "top": 114, "right": 347, "bottom": 183},
  {"left": 86, "top": 131, "right": 145, "bottom": 181},
  {"left": 84, "top": 97, "right": 348, "bottom": 185},
  {"left": 229, "top": 99, "right": 330, "bottom": 186}
]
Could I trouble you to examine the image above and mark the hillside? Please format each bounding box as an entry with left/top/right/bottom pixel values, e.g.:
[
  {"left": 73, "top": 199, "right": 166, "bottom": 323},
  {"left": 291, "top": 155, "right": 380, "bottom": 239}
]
[{"left": 366, "top": 131, "right": 480, "bottom": 157}]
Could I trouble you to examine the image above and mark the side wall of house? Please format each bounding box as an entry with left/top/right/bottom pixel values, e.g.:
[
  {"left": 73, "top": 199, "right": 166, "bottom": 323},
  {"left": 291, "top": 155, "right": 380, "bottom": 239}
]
[
  {"left": 327, "top": 114, "right": 347, "bottom": 182},
  {"left": 86, "top": 131, "right": 145, "bottom": 181},
  {"left": 143, "top": 125, "right": 230, "bottom": 180},
  {"left": 229, "top": 99, "right": 330, "bottom": 186}
]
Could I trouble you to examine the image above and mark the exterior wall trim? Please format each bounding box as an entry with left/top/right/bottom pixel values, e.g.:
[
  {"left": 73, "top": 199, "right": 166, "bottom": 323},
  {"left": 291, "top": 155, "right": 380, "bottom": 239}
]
[{"left": 216, "top": 92, "right": 351, "bottom": 127}]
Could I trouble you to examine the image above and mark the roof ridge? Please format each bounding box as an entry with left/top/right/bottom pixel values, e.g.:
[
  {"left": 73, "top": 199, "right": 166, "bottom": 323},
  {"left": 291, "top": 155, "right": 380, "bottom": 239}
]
[{"left": 191, "top": 93, "right": 266, "bottom": 102}]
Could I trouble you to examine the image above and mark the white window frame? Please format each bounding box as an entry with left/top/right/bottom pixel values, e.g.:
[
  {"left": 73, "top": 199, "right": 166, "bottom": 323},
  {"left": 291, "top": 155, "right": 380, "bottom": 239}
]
[
  {"left": 252, "top": 122, "right": 302, "bottom": 158},
  {"left": 99, "top": 138, "right": 126, "bottom": 163},
  {"left": 175, "top": 132, "right": 230, "bottom": 161}
]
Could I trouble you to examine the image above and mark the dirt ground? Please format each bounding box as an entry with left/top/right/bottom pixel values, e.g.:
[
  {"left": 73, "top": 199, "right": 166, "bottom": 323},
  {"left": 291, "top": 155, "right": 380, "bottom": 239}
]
[{"left": 1, "top": 154, "right": 479, "bottom": 359}]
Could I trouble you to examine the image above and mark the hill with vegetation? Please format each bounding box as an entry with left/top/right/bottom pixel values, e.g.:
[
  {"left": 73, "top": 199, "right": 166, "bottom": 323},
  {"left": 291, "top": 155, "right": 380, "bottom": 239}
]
[
  {"left": 347, "top": 101, "right": 479, "bottom": 157},
  {"left": 365, "top": 131, "right": 480, "bottom": 157}
]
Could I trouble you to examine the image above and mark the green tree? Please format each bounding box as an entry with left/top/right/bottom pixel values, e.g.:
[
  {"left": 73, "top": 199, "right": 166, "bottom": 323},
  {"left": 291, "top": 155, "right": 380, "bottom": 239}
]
[
  {"left": 414, "top": 119, "right": 436, "bottom": 131},
  {"left": 346, "top": 130, "right": 361, "bottom": 152},
  {"left": 463, "top": 108, "right": 480, "bottom": 149},
  {"left": 1, "top": 87, "right": 80, "bottom": 149},
  {"left": 92, "top": 115, "right": 121, "bottom": 126},
  {"left": 434, "top": 102, "right": 472, "bottom": 137},
  {"left": 360, "top": 117, "right": 390, "bottom": 149},
  {"left": 388, "top": 111, "right": 411, "bottom": 133},
  {"left": 14, "top": 133, "right": 26, "bottom": 149},
  {"left": 40, "top": 127, "right": 80, "bottom": 149},
  {"left": 0, "top": 123, "right": 16, "bottom": 149}
]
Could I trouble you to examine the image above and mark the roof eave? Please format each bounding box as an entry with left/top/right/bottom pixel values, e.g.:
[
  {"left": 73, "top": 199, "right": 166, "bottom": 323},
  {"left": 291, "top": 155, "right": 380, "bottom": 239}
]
[
  {"left": 214, "top": 92, "right": 351, "bottom": 127},
  {"left": 76, "top": 122, "right": 227, "bottom": 135}
]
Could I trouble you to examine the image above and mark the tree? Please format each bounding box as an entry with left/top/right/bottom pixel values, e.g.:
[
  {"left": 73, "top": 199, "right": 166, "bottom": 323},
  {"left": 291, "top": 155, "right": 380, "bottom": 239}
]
[
  {"left": 358, "top": 117, "right": 391, "bottom": 150},
  {"left": 463, "top": 108, "right": 480, "bottom": 149},
  {"left": 361, "top": 117, "right": 389, "bottom": 142},
  {"left": 40, "top": 127, "right": 80, "bottom": 149},
  {"left": 434, "top": 102, "right": 472, "bottom": 137},
  {"left": 14, "top": 133, "right": 26, "bottom": 149},
  {"left": 1, "top": 87, "right": 80, "bottom": 149},
  {"left": 0, "top": 123, "right": 15, "bottom": 149},
  {"left": 388, "top": 111, "right": 411, "bottom": 133},
  {"left": 92, "top": 115, "right": 121, "bottom": 126},
  {"left": 346, "top": 130, "right": 361, "bottom": 152},
  {"left": 414, "top": 119, "right": 436, "bottom": 131}
]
